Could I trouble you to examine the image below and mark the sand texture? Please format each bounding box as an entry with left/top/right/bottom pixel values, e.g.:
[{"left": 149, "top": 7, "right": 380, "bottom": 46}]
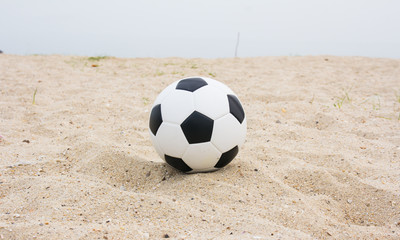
[{"left": 1, "top": 55, "right": 400, "bottom": 239}]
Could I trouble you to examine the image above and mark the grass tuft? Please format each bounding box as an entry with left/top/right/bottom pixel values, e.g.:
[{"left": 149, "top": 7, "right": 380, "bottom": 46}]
[
  {"left": 333, "top": 87, "right": 352, "bottom": 109},
  {"left": 371, "top": 95, "right": 381, "bottom": 110},
  {"left": 309, "top": 94, "right": 315, "bottom": 104},
  {"left": 208, "top": 72, "right": 216, "bottom": 78},
  {"left": 142, "top": 97, "right": 150, "bottom": 105},
  {"left": 396, "top": 91, "right": 400, "bottom": 103},
  {"left": 154, "top": 70, "right": 165, "bottom": 76},
  {"left": 88, "top": 56, "right": 109, "bottom": 61},
  {"left": 32, "top": 88, "right": 37, "bottom": 105}
]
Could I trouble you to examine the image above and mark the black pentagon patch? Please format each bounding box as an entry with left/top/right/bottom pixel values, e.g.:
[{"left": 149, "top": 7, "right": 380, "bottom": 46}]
[
  {"left": 228, "top": 94, "right": 245, "bottom": 124},
  {"left": 214, "top": 146, "right": 238, "bottom": 168},
  {"left": 176, "top": 78, "right": 208, "bottom": 92},
  {"left": 165, "top": 154, "right": 192, "bottom": 172},
  {"left": 180, "top": 111, "right": 214, "bottom": 144},
  {"left": 149, "top": 104, "right": 162, "bottom": 135}
]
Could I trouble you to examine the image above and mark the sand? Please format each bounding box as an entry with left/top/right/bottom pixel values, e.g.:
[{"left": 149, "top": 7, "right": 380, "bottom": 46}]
[{"left": 0, "top": 54, "right": 399, "bottom": 239}]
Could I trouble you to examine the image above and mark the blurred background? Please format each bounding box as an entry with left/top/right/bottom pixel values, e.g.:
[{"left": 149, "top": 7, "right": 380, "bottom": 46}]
[{"left": 1, "top": 0, "right": 399, "bottom": 58}]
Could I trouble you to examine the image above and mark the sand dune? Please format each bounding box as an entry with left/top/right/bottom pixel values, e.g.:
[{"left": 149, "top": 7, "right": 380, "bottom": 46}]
[{"left": 1, "top": 55, "right": 399, "bottom": 239}]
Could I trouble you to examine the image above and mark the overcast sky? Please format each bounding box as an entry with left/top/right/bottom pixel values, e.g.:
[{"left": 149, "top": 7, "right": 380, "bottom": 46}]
[{"left": 1, "top": 0, "right": 399, "bottom": 58}]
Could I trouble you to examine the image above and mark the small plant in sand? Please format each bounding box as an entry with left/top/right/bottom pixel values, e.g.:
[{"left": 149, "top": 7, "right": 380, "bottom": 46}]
[
  {"left": 333, "top": 88, "right": 352, "bottom": 109},
  {"left": 88, "top": 56, "right": 109, "bottom": 61},
  {"left": 208, "top": 72, "right": 217, "bottom": 78},
  {"left": 309, "top": 94, "right": 315, "bottom": 104},
  {"left": 32, "top": 88, "right": 38, "bottom": 105},
  {"left": 142, "top": 97, "right": 150, "bottom": 105},
  {"left": 163, "top": 62, "right": 177, "bottom": 67},
  {"left": 172, "top": 71, "right": 185, "bottom": 76},
  {"left": 396, "top": 91, "right": 400, "bottom": 103},
  {"left": 154, "top": 70, "right": 165, "bottom": 76},
  {"left": 371, "top": 95, "right": 381, "bottom": 111}
]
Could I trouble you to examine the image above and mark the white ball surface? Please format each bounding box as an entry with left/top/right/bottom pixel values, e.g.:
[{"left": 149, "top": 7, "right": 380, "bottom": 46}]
[{"left": 149, "top": 77, "right": 246, "bottom": 173}]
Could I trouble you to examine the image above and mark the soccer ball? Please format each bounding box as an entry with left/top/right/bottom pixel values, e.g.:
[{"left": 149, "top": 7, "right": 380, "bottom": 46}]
[{"left": 149, "top": 77, "right": 246, "bottom": 173}]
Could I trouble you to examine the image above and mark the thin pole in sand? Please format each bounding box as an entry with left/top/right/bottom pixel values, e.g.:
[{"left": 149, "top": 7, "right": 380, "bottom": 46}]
[{"left": 235, "top": 32, "right": 240, "bottom": 58}]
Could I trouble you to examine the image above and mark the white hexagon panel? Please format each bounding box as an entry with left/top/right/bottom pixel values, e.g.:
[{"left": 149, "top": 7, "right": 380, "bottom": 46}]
[
  {"left": 161, "top": 90, "right": 195, "bottom": 124},
  {"left": 193, "top": 85, "right": 229, "bottom": 120},
  {"left": 203, "top": 77, "right": 235, "bottom": 95},
  {"left": 211, "top": 113, "right": 247, "bottom": 153},
  {"left": 182, "top": 142, "right": 221, "bottom": 172},
  {"left": 149, "top": 132, "right": 165, "bottom": 161},
  {"left": 156, "top": 122, "right": 189, "bottom": 158}
]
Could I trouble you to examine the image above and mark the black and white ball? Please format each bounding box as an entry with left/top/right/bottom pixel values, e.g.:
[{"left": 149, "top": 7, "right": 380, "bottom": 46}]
[{"left": 149, "top": 77, "right": 246, "bottom": 173}]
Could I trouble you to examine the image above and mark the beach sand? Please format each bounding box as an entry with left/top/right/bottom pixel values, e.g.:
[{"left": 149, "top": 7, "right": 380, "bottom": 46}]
[{"left": 1, "top": 55, "right": 399, "bottom": 239}]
